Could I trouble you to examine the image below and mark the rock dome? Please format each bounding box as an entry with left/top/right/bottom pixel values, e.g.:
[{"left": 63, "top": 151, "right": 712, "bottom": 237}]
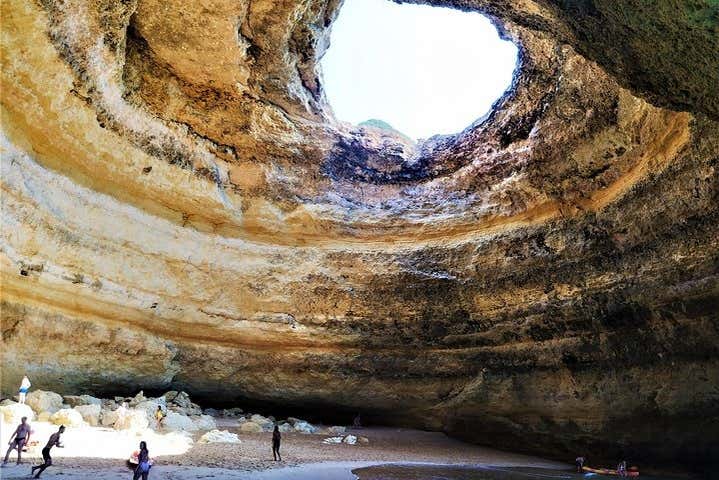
[{"left": 2, "top": 0, "right": 717, "bottom": 468}]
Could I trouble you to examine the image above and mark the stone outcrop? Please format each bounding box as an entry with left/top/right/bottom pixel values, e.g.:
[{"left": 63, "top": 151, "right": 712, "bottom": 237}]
[
  {"left": 199, "top": 429, "right": 241, "bottom": 444},
  {"left": 74, "top": 404, "right": 101, "bottom": 426},
  {"left": 0, "top": 403, "right": 34, "bottom": 424},
  {"left": 64, "top": 395, "right": 102, "bottom": 408},
  {"left": 50, "top": 408, "right": 85, "bottom": 427},
  {"left": 239, "top": 422, "right": 264, "bottom": 434},
  {"left": 25, "top": 391, "right": 63, "bottom": 415},
  {"left": 114, "top": 408, "right": 150, "bottom": 431},
  {"left": 1, "top": 0, "right": 717, "bottom": 470}
]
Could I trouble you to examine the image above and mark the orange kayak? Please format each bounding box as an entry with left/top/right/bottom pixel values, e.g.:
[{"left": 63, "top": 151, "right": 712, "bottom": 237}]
[{"left": 583, "top": 466, "right": 639, "bottom": 477}]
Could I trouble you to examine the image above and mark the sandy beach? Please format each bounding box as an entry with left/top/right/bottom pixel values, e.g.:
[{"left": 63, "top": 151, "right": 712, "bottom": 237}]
[{"left": 0, "top": 424, "right": 569, "bottom": 479}]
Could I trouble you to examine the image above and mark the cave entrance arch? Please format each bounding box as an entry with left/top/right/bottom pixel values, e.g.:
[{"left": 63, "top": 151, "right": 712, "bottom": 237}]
[{"left": 321, "top": 0, "right": 518, "bottom": 141}]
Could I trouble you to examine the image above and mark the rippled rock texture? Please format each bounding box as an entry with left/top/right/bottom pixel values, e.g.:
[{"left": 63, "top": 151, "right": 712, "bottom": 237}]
[{"left": 2, "top": 0, "right": 718, "bottom": 469}]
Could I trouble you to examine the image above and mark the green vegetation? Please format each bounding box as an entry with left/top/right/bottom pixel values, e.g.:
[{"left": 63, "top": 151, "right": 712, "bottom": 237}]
[{"left": 358, "top": 119, "right": 415, "bottom": 142}]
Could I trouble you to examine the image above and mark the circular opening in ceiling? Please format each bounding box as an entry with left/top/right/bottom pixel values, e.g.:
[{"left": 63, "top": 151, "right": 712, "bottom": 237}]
[{"left": 321, "top": 0, "right": 518, "bottom": 141}]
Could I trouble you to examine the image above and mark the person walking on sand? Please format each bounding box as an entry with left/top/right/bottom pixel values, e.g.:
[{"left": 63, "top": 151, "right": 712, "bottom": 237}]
[
  {"left": 2, "top": 416, "right": 32, "bottom": 465},
  {"left": 31, "top": 425, "right": 64, "bottom": 478},
  {"left": 617, "top": 460, "right": 627, "bottom": 477},
  {"left": 272, "top": 425, "right": 282, "bottom": 461},
  {"left": 133, "top": 441, "right": 151, "bottom": 480},
  {"left": 18, "top": 375, "right": 31, "bottom": 404},
  {"left": 575, "top": 455, "right": 585, "bottom": 472}
]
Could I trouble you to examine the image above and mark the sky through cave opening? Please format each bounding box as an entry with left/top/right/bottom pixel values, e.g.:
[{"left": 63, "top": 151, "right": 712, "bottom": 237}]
[{"left": 321, "top": 0, "right": 518, "bottom": 141}]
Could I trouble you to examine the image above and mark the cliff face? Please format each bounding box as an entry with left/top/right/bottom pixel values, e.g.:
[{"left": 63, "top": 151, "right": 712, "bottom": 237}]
[{"left": 2, "top": 0, "right": 718, "bottom": 468}]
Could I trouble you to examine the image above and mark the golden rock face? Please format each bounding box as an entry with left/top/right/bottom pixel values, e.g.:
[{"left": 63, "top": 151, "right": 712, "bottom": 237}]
[{"left": 2, "top": 0, "right": 718, "bottom": 466}]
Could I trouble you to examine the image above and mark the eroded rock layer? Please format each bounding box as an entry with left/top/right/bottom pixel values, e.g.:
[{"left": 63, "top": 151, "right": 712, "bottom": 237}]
[{"left": 2, "top": 0, "right": 718, "bottom": 468}]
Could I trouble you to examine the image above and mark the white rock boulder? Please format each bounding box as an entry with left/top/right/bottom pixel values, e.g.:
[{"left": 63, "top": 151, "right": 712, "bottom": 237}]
[
  {"left": 322, "top": 436, "right": 343, "bottom": 444},
  {"left": 327, "top": 425, "right": 346, "bottom": 434},
  {"left": 100, "top": 408, "right": 119, "bottom": 426},
  {"left": 0, "top": 402, "right": 35, "bottom": 424},
  {"left": 342, "top": 434, "right": 357, "bottom": 445},
  {"left": 74, "top": 404, "right": 101, "bottom": 426},
  {"left": 192, "top": 414, "right": 216, "bottom": 431},
  {"left": 293, "top": 420, "right": 318, "bottom": 434},
  {"left": 114, "top": 408, "right": 149, "bottom": 431},
  {"left": 199, "top": 429, "right": 241, "bottom": 444},
  {"left": 134, "top": 400, "right": 163, "bottom": 427},
  {"left": 239, "top": 421, "right": 263, "bottom": 433},
  {"left": 277, "top": 423, "right": 293, "bottom": 433},
  {"left": 26, "top": 390, "right": 63, "bottom": 414},
  {"left": 128, "top": 391, "right": 147, "bottom": 407},
  {"left": 249, "top": 414, "right": 272, "bottom": 427},
  {"left": 50, "top": 408, "right": 84, "bottom": 427},
  {"left": 162, "top": 411, "right": 197, "bottom": 432}
]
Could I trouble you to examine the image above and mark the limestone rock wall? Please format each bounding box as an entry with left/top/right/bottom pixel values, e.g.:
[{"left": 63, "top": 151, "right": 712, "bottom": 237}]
[{"left": 2, "top": 0, "right": 718, "bottom": 468}]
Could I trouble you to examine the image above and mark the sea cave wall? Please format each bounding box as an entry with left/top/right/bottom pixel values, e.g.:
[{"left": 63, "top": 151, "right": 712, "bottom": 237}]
[{"left": 1, "top": 0, "right": 718, "bottom": 468}]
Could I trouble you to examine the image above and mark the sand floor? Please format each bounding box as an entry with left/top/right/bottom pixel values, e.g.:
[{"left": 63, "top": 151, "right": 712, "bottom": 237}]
[{"left": 0, "top": 425, "right": 569, "bottom": 479}]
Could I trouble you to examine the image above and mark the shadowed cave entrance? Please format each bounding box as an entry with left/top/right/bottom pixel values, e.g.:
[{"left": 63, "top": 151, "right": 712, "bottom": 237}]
[{"left": 321, "top": 0, "right": 518, "bottom": 141}]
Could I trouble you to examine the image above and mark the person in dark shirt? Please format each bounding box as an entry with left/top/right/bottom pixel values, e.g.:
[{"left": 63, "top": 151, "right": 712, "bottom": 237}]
[
  {"left": 133, "top": 441, "right": 151, "bottom": 480},
  {"left": 31, "top": 425, "right": 64, "bottom": 478},
  {"left": 2, "top": 416, "right": 31, "bottom": 465},
  {"left": 575, "top": 455, "right": 585, "bottom": 472},
  {"left": 272, "top": 425, "right": 282, "bottom": 461}
]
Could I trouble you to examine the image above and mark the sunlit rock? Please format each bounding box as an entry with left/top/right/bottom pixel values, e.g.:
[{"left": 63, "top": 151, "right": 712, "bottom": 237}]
[
  {"left": 26, "top": 391, "right": 63, "bottom": 415},
  {"left": 162, "top": 411, "right": 197, "bottom": 432},
  {"left": 114, "top": 409, "right": 149, "bottom": 431},
  {"left": 199, "top": 430, "right": 241, "bottom": 444},
  {"left": 74, "top": 404, "right": 101, "bottom": 426},
  {"left": 0, "top": 403, "right": 34, "bottom": 424},
  {"left": 50, "top": 408, "right": 85, "bottom": 427},
  {"left": 239, "top": 422, "right": 263, "bottom": 433}
]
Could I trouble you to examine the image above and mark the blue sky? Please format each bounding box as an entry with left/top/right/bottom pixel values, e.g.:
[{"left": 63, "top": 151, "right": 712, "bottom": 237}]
[{"left": 321, "top": 0, "right": 518, "bottom": 140}]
